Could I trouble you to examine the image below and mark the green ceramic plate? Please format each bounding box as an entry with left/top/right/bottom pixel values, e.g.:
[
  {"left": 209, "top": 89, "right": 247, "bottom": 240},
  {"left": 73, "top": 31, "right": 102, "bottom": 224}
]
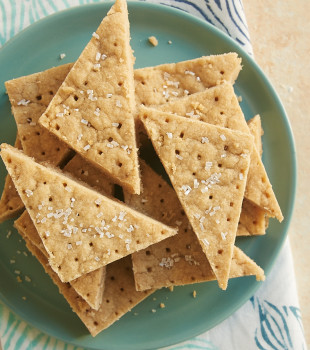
[{"left": 0, "top": 2, "right": 296, "bottom": 349}]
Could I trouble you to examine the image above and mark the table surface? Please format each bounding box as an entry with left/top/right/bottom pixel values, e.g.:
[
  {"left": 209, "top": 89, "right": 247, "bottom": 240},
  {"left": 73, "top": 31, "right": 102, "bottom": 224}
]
[{"left": 244, "top": 0, "right": 310, "bottom": 347}]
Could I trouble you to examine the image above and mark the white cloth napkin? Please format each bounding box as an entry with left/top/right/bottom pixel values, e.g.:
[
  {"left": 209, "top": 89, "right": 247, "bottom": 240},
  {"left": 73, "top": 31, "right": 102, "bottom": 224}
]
[{"left": 0, "top": 1, "right": 306, "bottom": 350}]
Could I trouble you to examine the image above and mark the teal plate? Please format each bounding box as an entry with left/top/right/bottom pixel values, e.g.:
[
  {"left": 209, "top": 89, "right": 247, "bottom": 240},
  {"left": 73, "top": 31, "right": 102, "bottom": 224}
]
[{"left": 0, "top": 2, "right": 296, "bottom": 349}]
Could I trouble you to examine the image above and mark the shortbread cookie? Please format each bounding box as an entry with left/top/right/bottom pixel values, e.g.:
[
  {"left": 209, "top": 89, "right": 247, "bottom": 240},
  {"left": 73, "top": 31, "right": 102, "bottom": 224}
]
[
  {"left": 247, "top": 114, "right": 263, "bottom": 156},
  {"left": 156, "top": 83, "right": 283, "bottom": 221},
  {"left": 238, "top": 115, "right": 267, "bottom": 236},
  {"left": 125, "top": 161, "right": 264, "bottom": 290},
  {"left": 15, "top": 224, "right": 153, "bottom": 336},
  {"left": 140, "top": 108, "right": 253, "bottom": 289},
  {"left": 14, "top": 215, "right": 105, "bottom": 310},
  {"left": 238, "top": 199, "right": 267, "bottom": 236},
  {"left": 0, "top": 136, "right": 24, "bottom": 222},
  {"left": 63, "top": 153, "right": 114, "bottom": 198},
  {"left": 15, "top": 151, "right": 114, "bottom": 255},
  {"left": 13, "top": 152, "right": 114, "bottom": 309},
  {"left": 5, "top": 64, "right": 71, "bottom": 164},
  {"left": 134, "top": 53, "right": 241, "bottom": 106},
  {"left": 39, "top": 0, "right": 140, "bottom": 194},
  {"left": 1, "top": 144, "right": 177, "bottom": 282}
]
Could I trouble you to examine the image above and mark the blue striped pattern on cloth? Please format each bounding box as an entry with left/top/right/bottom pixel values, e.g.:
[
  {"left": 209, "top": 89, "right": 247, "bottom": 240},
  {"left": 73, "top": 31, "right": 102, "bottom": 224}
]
[
  {"left": 0, "top": 0, "right": 253, "bottom": 55},
  {"left": 0, "top": 303, "right": 83, "bottom": 350}
]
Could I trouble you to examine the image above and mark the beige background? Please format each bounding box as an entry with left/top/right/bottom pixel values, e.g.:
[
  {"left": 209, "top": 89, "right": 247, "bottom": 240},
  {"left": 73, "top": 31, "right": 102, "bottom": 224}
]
[{"left": 244, "top": 0, "right": 310, "bottom": 347}]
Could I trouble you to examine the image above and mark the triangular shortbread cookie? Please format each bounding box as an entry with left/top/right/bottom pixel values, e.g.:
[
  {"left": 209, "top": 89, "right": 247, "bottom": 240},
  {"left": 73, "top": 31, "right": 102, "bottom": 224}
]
[
  {"left": 16, "top": 223, "right": 153, "bottom": 336},
  {"left": 125, "top": 160, "right": 264, "bottom": 290},
  {"left": 1, "top": 144, "right": 177, "bottom": 282},
  {"left": 5, "top": 64, "right": 71, "bottom": 164},
  {"left": 247, "top": 114, "right": 263, "bottom": 156},
  {"left": 139, "top": 108, "right": 253, "bottom": 289},
  {"left": 13, "top": 152, "right": 114, "bottom": 310},
  {"left": 156, "top": 83, "right": 283, "bottom": 221},
  {"left": 238, "top": 199, "right": 267, "bottom": 236},
  {"left": 14, "top": 213, "right": 105, "bottom": 310},
  {"left": 39, "top": 0, "right": 140, "bottom": 194},
  {"left": 0, "top": 136, "right": 24, "bottom": 222},
  {"left": 134, "top": 52, "right": 241, "bottom": 106},
  {"left": 239, "top": 116, "right": 267, "bottom": 236}
]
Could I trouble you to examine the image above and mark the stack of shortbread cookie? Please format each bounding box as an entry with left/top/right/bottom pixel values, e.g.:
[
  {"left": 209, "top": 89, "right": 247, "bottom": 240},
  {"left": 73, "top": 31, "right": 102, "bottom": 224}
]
[{"left": 0, "top": 0, "right": 282, "bottom": 337}]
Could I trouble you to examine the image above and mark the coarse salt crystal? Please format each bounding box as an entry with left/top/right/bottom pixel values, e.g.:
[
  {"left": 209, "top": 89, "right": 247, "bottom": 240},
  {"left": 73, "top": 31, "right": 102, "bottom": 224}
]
[
  {"left": 176, "top": 154, "right": 183, "bottom": 160},
  {"left": 94, "top": 107, "right": 100, "bottom": 116},
  {"left": 83, "top": 144, "right": 91, "bottom": 151},
  {"left": 159, "top": 257, "right": 174, "bottom": 268},
  {"left": 182, "top": 185, "right": 192, "bottom": 196},
  {"left": 205, "top": 161, "right": 213, "bottom": 170},
  {"left": 202, "top": 238, "right": 209, "bottom": 246},
  {"left": 127, "top": 225, "right": 134, "bottom": 232},
  {"left": 60, "top": 53, "right": 66, "bottom": 60},
  {"left": 220, "top": 134, "right": 226, "bottom": 141},
  {"left": 119, "top": 211, "right": 127, "bottom": 220},
  {"left": 194, "top": 179, "right": 199, "bottom": 188},
  {"left": 201, "top": 186, "right": 208, "bottom": 193},
  {"left": 112, "top": 122, "right": 120, "bottom": 127},
  {"left": 111, "top": 140, "right": 119, "bottom": 147},
  {"left": 166, "top": 132, "right": 173, "bottom": 139},
  {"left": 92, "top": 32, "right": 99, "bottom": 39},
  {"left": 94, "top": 256, "right": 100, "bottom": 261},
  {"left": 67, "top": 243, "right": 72, "bottom": 250},
  {"left": 116, "top": 100, "right": 122, "bottom": 108},
  {"left": 95, "top": 52, "right": 101, "bottom": 61},
  {"left": 201, "top": 137, "right": 209, "bottom": 144},
  {"left": 185, "top": 70, "right": 195, "bottom": 76},
  {"left": 95, "top": 199, "right": 101, "bottom": 205},
  {"left": 186, "top": 110, "right": 199, "bottom": 119},
  {"left": 17, "top": 99, "right": 30, "bottom": 106},
  {"left": 76, "top": 241, "right": 82, "bottom": 246},
  {"left": 221, "top": 232, "right": 228, "bottom": 240},
  {"left": 239, "top": 173, "right": 244, "bottom": 180},
  {"left": 25, "top": 189, "right": 33, "bottom": 197},
  {"left": 81, "top": 119, "right": 88, "bottom": 125},
  {"left": 106, "top": 93, "right": 113, "bottom": 98}
]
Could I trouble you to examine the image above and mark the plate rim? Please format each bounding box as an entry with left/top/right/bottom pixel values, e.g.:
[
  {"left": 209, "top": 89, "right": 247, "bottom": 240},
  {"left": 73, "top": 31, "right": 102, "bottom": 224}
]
[{"left": 0, "top": 1, "right": 297, "bottom": 349}]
